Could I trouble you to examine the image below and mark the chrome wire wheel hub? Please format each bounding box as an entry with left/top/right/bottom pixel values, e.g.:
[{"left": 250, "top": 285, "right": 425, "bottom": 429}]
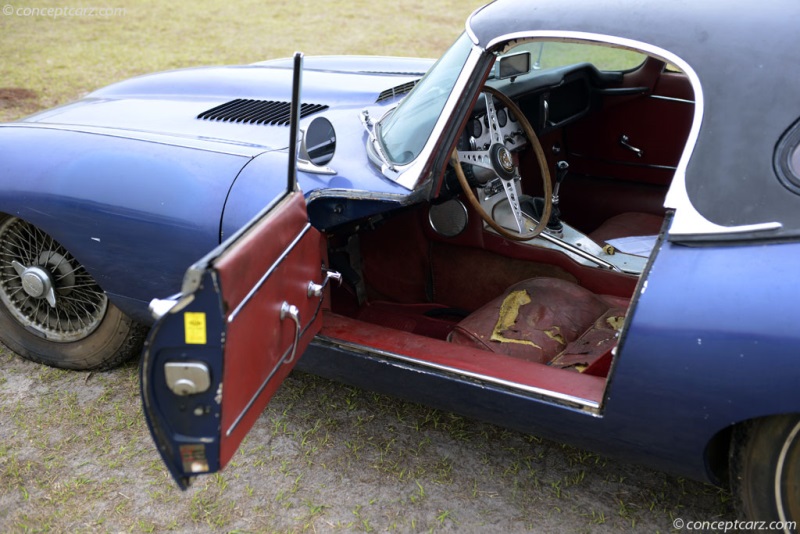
[
  {"left": 0, "top": 217, "right": 107, "bottom": 342},
  {"left": 16, "top": 263, "right": 56, "bottom": 306}
]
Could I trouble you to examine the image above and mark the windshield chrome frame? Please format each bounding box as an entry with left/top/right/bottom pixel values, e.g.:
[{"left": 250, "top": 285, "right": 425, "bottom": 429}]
[{"left": 376, "top": 45, "right": 485, "bottom": 191}]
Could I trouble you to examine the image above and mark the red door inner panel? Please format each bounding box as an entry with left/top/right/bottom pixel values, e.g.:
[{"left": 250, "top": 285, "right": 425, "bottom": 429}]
[{"left": 214, "top": 192, "right": 325, "bottom": 467}]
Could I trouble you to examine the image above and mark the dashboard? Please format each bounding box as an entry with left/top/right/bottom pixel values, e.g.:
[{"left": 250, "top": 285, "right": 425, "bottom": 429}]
[{"left": 487, "top": 63, "right": 623, "bottom": 135}]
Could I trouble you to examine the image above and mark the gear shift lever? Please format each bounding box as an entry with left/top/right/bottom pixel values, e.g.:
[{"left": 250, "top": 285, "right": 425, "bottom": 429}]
[
  {"left": 520, "top": 160, "right": 569, "bottom": 234},
  {"left": 546, "top": 160, "right": 569, "bottom": 233},
  {"left": 553, "top": 160, "right": 569, "bottom": 205}
]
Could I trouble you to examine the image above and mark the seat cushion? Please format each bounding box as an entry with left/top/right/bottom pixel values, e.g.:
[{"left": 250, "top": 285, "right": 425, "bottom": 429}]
[
  {"left": 548, "top": 307, "right": 626, "bottom": 373},
  {"left": 447, "top": 278, "right": 629, "bottom": 364}
]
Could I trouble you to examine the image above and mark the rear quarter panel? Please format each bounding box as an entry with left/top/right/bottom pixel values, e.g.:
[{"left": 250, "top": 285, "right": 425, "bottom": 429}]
[{"left": 605, "top": 237, "right": 800, "bottom": 479}]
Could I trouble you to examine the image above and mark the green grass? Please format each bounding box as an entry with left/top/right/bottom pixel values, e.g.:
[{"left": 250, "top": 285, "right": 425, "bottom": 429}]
[{"left": 0, "top": 0, "right": 485, "bottom": 122}]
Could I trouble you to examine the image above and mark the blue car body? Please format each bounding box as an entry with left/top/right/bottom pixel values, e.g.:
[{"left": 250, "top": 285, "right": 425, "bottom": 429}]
[{"left": 0, "top": 56, "right": 430, "bottom": 322}]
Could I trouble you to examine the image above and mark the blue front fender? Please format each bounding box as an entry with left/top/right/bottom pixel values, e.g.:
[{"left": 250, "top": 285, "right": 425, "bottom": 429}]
[{"left": 0, "top": 126, "right": 251, "bottom": 321}]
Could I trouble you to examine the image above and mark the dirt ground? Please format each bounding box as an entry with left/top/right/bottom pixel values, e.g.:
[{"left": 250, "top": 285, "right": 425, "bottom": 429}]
[{"left": 0, "top": 347, "right": 736, "bottom": 533}]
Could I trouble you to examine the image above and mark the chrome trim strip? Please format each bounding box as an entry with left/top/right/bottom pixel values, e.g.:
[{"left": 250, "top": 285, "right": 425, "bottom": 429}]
[
  {"left": 305, "top": 188, "right": 408, "bottom": 204},
  {"left": 297, "top": 158, "right": 336, "bottom": 175},
  {"left": 226, "top": 222, "right": 311, "bottom": 323},
  {"left": 775, "top": 419, "right": 800, "bottom": 532},
  {"left": 0, "top": 123, "right": 269, "bottom": 158},
  {"left": 481, "top": 30, "right": 780, "bottom": 237},
  {"left": 649, "top": 94, "right": 695, "bottom": 104},
  {"left": 313, "top": 335, "right": 601, "bottom": 412},
  {"left": 537, "top": 231, "right": 621, "bottom": 271},
  {"left": 225, "top": 343, "right": 294, "bottom": 437}
]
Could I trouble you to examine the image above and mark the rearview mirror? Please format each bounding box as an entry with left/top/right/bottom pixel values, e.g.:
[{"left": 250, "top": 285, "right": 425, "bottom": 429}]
[{"left": 496, "top": 51, "right": 531, "bottom": 81}]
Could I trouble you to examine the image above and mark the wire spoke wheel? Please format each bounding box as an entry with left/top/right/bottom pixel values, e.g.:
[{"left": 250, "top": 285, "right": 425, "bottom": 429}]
[
  {"left": 0, "top": 215, "right": 144, "bottom": 370},
  {"left": 0, "top": 217, "right": 108, "bottom": 342}
]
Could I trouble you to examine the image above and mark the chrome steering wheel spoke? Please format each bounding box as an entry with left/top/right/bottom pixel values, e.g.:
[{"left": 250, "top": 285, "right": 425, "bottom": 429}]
[
  {"left": 500, "top": 175, "right": 526, "bottom": 233},
  {"left": 483, "top": 92, "right": 504, "bottom": 145},
  {"left": 457, "top": 149, "right": 495, "bottom": 171}
]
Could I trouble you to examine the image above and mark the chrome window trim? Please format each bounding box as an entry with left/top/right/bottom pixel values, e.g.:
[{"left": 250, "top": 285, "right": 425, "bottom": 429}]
[
  {"left": 313, "top": 335, "right": 602, "bottom": 412},
  {"left": 226, "top": 222, "right": 311, "bottom": 323},
  {"left": 464, "top": 4, "right": 486, "bottom": 45},
  {"left": 475, "top": 31, "right": 780, "bottom": 237},
  {"left": 382, "top": 47, "right": 485, "bottom": 191},
  {"left": 649, "top": 94, "right": 695, "bottom": 104}
]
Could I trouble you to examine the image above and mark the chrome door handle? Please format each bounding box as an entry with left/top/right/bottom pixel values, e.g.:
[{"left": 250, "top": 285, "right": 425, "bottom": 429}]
[
  {"left": 619, "top": 134, "right": 644, "bottom": 158},
  {"left": 279, "top": 302, "right": 300, "bottom": 364}
]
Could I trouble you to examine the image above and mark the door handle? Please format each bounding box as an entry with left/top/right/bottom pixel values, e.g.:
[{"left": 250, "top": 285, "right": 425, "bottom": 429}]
[
  {"left": 619, "top": 134, "right": 644, "bottom": 158},
  {"left": 279, "top": 302, "right": 300, "bottom": 364}
]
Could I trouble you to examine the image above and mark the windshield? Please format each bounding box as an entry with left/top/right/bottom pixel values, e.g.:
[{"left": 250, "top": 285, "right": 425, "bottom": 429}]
[{"left": 378, "top": 33, "right": 473, "bottom": 165}]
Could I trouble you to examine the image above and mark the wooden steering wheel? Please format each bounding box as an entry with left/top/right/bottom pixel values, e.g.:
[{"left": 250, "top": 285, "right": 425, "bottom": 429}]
[{"left": 451, "top": 86, "right": 552, "bottom": 241}]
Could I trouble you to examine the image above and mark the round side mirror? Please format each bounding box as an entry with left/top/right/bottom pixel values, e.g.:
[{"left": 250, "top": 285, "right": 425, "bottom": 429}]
[{"left": 301, "top": 116, "right": 336, "bottom": 166}]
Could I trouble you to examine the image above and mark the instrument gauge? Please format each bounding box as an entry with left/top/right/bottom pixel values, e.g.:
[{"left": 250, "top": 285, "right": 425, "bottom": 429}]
[
  {"left": 497, "top": 108, "right": 508, "bottom": 128},
  {"left": 468, "top": 118, "right": 483, "bottom": 138}
]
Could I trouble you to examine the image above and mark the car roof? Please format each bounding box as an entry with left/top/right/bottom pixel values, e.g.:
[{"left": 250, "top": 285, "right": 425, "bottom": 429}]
[{"left": 468, "top": 0, "right": 800, "bottom": 241}]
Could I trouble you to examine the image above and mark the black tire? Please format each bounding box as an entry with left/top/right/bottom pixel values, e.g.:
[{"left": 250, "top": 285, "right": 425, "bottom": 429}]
[
  {"left": 731, "top": 414, "right": 800, "bottom": 532},
  {"left": 0, "top": 215, "right": 146, "bottom": 370}
]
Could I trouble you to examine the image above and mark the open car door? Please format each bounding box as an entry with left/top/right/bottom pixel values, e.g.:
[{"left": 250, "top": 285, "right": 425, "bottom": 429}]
[{"left": 140, "top": 54, "right": 334, "bottom": 488}]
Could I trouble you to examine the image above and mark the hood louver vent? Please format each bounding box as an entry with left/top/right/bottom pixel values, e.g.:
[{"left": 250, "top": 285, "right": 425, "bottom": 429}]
[
  {"left": 197, "top": 99, "right": 328, "bottom": 126},
  {"left": 376, "top": 80, "right": 419, "bottom": 103}
]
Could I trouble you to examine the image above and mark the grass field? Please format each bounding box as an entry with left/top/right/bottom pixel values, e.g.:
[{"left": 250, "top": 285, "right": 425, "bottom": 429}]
[
  {"left": 0, "top": 0, "right": 483, "bottom": 122},
  {"left": 0, "top": 1, "right": 739, "bottom": 532}
]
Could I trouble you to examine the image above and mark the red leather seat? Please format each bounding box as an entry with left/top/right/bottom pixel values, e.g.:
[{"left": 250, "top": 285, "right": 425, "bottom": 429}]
[{"left": 447, "top": 277, "right": 628, "bottom": 368}]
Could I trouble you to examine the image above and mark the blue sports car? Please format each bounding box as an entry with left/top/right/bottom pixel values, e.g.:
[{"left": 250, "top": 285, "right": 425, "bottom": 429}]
[{"left": 1, "top": 0, "right": 798, "bottom": 527}]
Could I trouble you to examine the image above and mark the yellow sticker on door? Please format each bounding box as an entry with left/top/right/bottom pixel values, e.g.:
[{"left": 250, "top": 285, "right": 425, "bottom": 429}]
[{"left": 184, "top": 312, "right": 207, "bottom": 345}]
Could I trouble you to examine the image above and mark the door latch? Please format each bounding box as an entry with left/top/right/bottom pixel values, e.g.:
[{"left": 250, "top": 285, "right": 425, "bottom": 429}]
[
  {"left": 164, "top": 361, "right": 211, "bottom": 396},
  {"left": 307, "top": 269, "right": 343, "bottom": 298}
]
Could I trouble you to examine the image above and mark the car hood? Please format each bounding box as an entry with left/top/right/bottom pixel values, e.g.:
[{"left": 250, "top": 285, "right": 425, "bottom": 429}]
[{"left": 21, "top": 56, "right": 434, "bottom": 156}]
